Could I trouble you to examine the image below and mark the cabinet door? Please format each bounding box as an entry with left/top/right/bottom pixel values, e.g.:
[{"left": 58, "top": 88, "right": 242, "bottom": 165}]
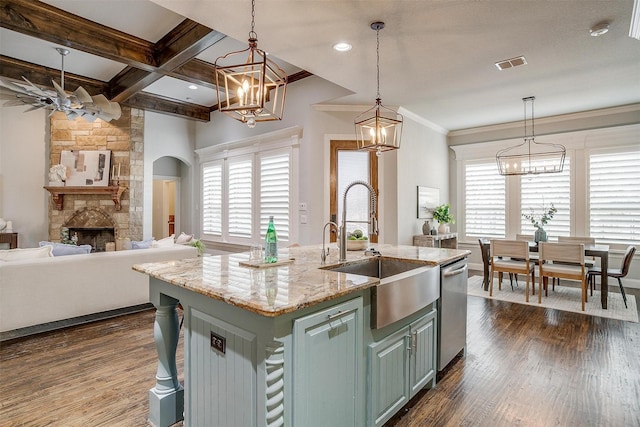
[
  {"left": 409, "top": 309, "right": 437, "bottom": 398},
  {"left": 293, "top": 297, "right": 364, "bottom": 427},
  {"left": 367, "top": 326, "right": 410, "bottom": 427}
]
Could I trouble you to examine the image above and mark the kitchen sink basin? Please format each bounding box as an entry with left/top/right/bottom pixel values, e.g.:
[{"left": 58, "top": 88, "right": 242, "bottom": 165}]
[{"left": 322, "top": 258, "right": 440, "bottom": 329}]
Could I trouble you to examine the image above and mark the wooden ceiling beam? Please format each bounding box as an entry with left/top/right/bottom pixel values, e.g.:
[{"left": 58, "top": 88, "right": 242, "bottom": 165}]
[
  {"left": 0, "top": 0, "right": 157, "bottom": 70},
  {"left": 0, "top": 55, "right": 109, "bottom": 95},
  {"left": 124, "top": 92, "right": 211, "bottom": 122}
]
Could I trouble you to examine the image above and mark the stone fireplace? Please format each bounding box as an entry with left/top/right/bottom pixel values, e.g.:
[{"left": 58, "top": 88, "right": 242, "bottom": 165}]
[
  {"left": 47, "top": 107, "right": 145, "bottom": 244},
  {"left": 63, "top": 207, "right": 116, "bottom": 252}
]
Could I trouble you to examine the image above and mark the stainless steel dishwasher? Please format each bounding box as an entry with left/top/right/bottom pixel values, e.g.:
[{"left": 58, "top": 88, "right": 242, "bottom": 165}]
[{"left": 438, "top": 257, "right": 468, "bottom": 371}]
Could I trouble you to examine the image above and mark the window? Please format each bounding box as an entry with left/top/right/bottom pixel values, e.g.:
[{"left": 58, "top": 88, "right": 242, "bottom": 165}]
[
  {"left": 228, "top": 157, "right": 252, "bottom": 238},
  {"left": 260, "top": 152, "right": 290, "bottom": 241},
  {"left": 589, "top": 149, "right": 640, "bottom": 244},
  {"left": 202, "top": 162, "right": 222, "bottom": 236},
  {"left": 198, "top": 129, "right": 299, "bottom": 245},
  {"left": 465, "top": 161, "right": 505, "bottom": 238},
  {"left": 521, "top": 158, "right": 570, "bottom": 237}
]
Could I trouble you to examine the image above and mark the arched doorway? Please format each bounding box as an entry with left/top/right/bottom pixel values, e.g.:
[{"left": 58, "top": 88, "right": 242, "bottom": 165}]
[{"left": 152, "top": 156, "right": 186, "bottom": 239}]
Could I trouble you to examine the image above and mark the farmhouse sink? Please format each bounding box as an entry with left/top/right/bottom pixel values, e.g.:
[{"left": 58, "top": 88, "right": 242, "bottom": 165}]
[{"left": 322, "top": 258, "right": 440, "bottom": 329}]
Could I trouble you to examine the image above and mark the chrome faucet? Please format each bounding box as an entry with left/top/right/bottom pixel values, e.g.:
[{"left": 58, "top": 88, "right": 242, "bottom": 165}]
[
  {"left": 321, "top": 221, "right": 338, "bottom": 264},
  {"left": 339, "top": 180, "right": 378, "bottom": 262}
]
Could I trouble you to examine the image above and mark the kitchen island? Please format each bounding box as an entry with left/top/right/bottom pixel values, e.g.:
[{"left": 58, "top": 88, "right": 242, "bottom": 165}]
[{"left": 133, "top": 244, "right": 469, "bottom": 427}]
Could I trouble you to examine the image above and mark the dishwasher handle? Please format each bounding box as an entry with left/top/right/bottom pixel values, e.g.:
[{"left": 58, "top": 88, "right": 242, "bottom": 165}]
[{"left": 443, "top": 264, "right": 467, "bottom": 278}]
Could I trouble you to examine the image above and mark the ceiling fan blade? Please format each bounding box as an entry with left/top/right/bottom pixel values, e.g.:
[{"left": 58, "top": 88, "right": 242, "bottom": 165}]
[
  {"left": 73, "top": 86, "right": 93, "bottom": 104},
  {"left": 20, "top": 77, "right": 51, "bottom": 98},
  {"left": 3, "top": 99, "right": 31, "bottom": 107},
  {"left": 52, "top": 80, "right": 68, "bottom": 99},
  {"left": 0, "top": 77, "right": 32, "bottom": 95}
]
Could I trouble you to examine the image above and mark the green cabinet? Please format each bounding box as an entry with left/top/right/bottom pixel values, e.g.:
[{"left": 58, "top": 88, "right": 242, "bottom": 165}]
[
  {"left": 368, "top": 309, "right": 437, "bottom": 427},
  {"left": 293, "top": 297, "right": 365, "bottom": 427}
]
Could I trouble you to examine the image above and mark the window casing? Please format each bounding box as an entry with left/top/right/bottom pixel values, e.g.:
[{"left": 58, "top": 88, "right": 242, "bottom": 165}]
[
  {"left": 454, "top": 125, "right": 639, "bottom": 249},
  {"left": 198, "top": 128, "right": 299, "bottom": 246}
]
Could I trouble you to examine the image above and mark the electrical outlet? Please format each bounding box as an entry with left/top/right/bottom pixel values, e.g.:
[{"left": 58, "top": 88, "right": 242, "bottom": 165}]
[{"left": 299, "top": 202, "right": 307, "bottom": 211}]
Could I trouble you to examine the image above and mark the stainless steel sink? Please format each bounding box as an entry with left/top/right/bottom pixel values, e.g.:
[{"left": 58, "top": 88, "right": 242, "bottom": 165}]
[{"left": 322, "top": 258, "right": 440, "bottom": 329}]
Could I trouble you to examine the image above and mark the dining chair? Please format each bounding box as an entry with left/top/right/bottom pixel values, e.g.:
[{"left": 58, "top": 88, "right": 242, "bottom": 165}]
[
  {"left": 489, "top": 239, "right": 535, "bottom": 302},
  {"left": 478, "top": 238, "right": 512, "bottom": 290},
  {"left": 538, "top": 242, "right": 587, "bottom": 311},
  {"left": 587, "top": 245, "right": 636, "bottom": 309}
]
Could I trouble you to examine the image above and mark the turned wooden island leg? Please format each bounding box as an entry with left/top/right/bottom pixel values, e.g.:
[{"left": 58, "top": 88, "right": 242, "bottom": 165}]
[{"left": 149, "top": 294, "right": 183, "bottom": 427}]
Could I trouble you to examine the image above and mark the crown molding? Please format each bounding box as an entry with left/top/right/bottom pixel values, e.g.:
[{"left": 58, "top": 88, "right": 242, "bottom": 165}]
[{"left": 449, "top": 103, "right": 640, "bottom": 137}]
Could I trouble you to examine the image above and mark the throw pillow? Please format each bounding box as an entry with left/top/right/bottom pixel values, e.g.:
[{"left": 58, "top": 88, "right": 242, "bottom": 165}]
[
  {"left": 39, "top": 241, "right": 92, "bottom": 256},
  {"left": 175, "top": 232, "right": 194, "bottom": 245},
  {"left": 131, "top": 238, "right": 154, "bottom": 250},
  {"left": 153, "top": 234, "right": 175, "bottom": 248},
  {"left": 0, "top": 245, "right": 53, "bottom": 261}
]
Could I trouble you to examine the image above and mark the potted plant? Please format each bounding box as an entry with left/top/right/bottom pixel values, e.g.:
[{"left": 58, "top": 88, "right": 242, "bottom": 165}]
[
  {"left": 523, "top": 203, "right": 557, "bottom": 243},
  {"left": 433, "top": 203, "right": 455, "bottom": 234}
]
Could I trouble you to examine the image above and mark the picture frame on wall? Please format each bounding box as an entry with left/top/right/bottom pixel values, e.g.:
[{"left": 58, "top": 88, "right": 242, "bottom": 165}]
[
  {"left": 417, "top": 186, "right": 439, "bottom": 219},
  {"left": 60, "top": 150, "right": 111, "bottom": 187}
]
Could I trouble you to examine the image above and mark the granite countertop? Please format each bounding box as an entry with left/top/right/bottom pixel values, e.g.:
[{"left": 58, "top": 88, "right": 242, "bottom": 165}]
[{"left": 133, "top": 244, "right": 470, "bottom": 317}]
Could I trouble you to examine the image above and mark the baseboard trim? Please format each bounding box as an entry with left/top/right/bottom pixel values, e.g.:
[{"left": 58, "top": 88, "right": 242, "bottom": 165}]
[{"left": 0, "top": 303, "right": 154, "bottom": 342}]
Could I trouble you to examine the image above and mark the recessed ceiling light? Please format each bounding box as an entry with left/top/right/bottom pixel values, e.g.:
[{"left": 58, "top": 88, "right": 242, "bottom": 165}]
[
  {"left": 590, "top": 22, "right": 610, "bottom": 36},
  {"left": 333, "top": 42, "right": 352, "bottom": 52},
  {"left": 188, "top": 84, "right": 198, "bottom": 90}
]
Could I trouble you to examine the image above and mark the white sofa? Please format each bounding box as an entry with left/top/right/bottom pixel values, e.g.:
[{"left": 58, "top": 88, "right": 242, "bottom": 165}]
[{"left": 0, "top": 245, "right": 197, "bottom": 336}]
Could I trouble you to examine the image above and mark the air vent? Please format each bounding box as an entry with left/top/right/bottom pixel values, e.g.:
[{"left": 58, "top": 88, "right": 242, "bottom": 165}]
[{"left": 495, "top": 56, "right": 528, "bottom": 70}]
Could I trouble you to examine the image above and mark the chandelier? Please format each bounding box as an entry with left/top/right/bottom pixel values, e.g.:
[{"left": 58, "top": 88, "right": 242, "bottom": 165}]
[
  {"left": 354, "top": 22, "right": 403, "bottom": 156},
  {"left": 213, "top": 0, "right": 287, "bottom": 128},
  {"left": 496, "top": 96, "right": 566, "bottom": 176}
]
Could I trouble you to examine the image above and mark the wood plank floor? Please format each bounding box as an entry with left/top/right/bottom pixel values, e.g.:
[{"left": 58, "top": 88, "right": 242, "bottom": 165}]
[{"left": 1, "top": 274, "right": 639, "bottom": 427}]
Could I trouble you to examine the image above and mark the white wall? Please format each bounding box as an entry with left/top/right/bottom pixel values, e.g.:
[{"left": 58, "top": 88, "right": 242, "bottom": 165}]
[
  {"left": 143, "top": 112, "right": 196, "bottom": 239},
  {"left": 394, "top": 112, "right": 449, "bottom": 245},
  {"left": 0, "top": 107, "right": 48, "bottom": 248}
]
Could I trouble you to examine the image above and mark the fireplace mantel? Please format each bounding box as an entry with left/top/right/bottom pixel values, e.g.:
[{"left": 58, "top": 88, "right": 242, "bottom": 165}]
[{"left": 44, "top": 186, "right": 127, "bottom": 211}]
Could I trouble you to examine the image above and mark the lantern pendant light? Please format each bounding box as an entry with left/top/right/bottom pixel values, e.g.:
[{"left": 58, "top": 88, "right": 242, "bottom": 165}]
[
  {"left": 496, "top": 96, "right": 566, "bottom": 176},
  {"left": 213, "top": 0, "right": 287, "bottom": 128},
  {"left": 354, "top": 22, "right": 403, "bottom": 156}
]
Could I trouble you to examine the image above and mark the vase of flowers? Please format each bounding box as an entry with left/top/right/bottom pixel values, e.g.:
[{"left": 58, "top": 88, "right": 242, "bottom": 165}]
[
  {"left": 523, "top": 203, "right": 557, "bottom": 243},
  {"left": 433, "top": 203, "right": 455, "bottom": 234}
]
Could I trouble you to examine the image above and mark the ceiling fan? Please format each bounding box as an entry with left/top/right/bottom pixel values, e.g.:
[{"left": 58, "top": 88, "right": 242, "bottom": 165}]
[{"left": 0, "top": 47, "right": 121, "bottom": 122}]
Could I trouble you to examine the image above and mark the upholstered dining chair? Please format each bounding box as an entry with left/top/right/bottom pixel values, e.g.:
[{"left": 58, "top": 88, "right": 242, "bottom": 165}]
[
  {"left": 538, "top": 242, "right": 587, "bottom": 311},
  {"left": 587, "top": 245, "right": 636, "bottom": 309},
  {"left": 478, "top": 238, "right": 512, "bottom": 290},
  {"left": 489, "top": 239, "right": 535, "bottom": 302}
]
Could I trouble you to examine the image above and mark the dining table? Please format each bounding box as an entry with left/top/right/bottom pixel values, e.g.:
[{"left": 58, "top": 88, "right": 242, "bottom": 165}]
[{"left": 479, "top": 239, "right": 611, "bottom": 309}]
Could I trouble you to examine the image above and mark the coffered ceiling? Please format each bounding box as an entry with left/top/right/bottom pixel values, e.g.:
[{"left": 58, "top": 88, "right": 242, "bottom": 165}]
[{"left": 1, "top": 0, "right": 639, "bottom": 131}]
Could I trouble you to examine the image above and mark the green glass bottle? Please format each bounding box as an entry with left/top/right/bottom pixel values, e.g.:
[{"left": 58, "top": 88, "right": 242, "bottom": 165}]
[{"left": 264, "top": 215, "right": 278, "bottom": 263}]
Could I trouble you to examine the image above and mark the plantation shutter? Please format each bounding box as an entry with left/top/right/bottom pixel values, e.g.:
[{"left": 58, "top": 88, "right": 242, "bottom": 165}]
[
  {"left": 589, "top": 150, "right": 640, "bottom": 244},
  {"left": 465, "top": 161, "right": 505, "bottom": 238},
  {"left": 260, "top": 152, "right": 290, "bottom": 242},
  {"left": 521, "top": 158, "right": 571, "bottom": 237},
  {"left": 228, "top": 157, "right": 252, "bottom": 238},
  {"left": 202, "top": 162, "right": 222, "bottom": 236}
]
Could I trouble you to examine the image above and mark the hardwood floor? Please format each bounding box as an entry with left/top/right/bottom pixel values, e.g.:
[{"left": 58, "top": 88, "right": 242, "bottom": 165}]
[{"left": 1, "top": 275, "right": 638, "bottom": 426}]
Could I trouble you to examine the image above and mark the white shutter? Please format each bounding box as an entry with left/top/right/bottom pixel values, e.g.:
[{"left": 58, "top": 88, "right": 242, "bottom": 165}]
[
  {"left": 228, "top": 157, "right": 252, "bottom": 238},
  {"left": 465, "top": 161, "right": 505, "bottom": 238},
  {"left": 338, "top": 150, "right": 371, "bottom": 237},
  {"left": 589, "top": 150, "right": 640, "bottom": 244},
  {"left": 260, "top": 152, "right": 290, "bottom": 241},
  {"left": 202, "top": 162, "right": 222, "bottom": 236},
  {"left": 521, "top": 158, "right": 571, "bottom": 237}
]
